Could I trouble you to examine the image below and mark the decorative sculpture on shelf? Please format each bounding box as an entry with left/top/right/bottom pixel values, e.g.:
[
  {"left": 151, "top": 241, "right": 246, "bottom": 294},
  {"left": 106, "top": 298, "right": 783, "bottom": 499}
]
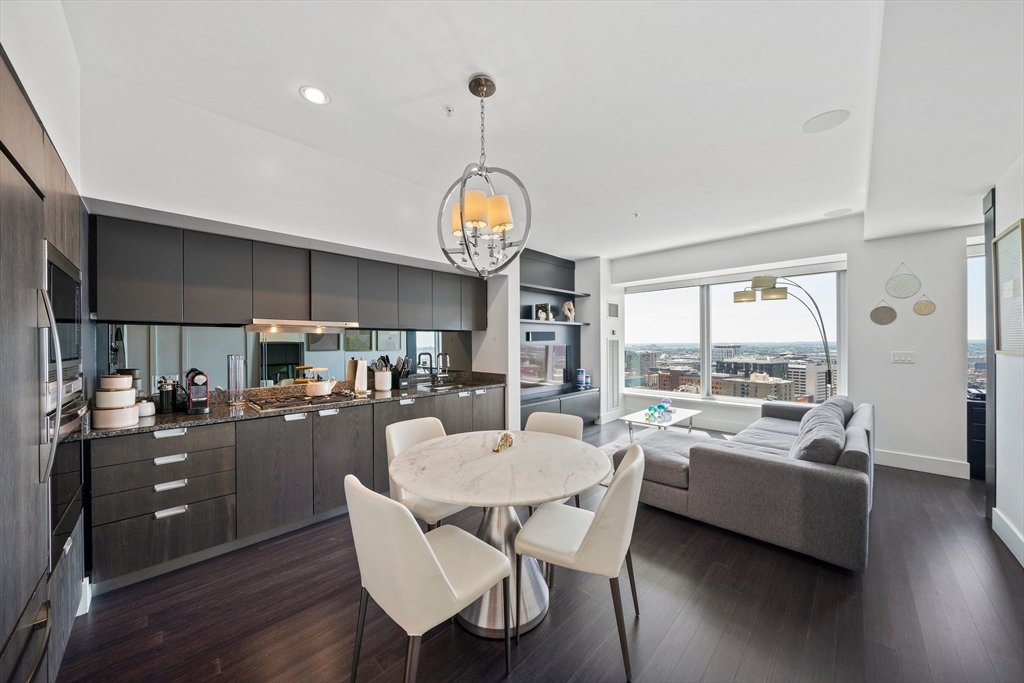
[
  {"left": 534, "top": 303, "right": 551, "bottom": 321},
  {"left": 561, "top": 300, "right": 575, "bottom": 322}
]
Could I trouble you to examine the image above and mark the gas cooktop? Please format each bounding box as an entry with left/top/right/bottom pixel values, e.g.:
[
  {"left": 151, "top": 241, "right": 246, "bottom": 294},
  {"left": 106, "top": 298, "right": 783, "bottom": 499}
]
[{"left": 249, "top": 390, "right": 357, "bottom": 412}]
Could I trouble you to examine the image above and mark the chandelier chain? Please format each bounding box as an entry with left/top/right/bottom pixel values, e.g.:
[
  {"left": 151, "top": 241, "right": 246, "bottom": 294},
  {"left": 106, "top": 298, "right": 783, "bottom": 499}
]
[{"left": 479, "top": 97, "right": 486, "bottom": 167}]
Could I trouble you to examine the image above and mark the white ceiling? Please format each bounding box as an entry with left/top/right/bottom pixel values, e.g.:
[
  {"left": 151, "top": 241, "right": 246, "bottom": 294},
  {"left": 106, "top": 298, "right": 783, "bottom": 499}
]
[{"left": 59, "top": 1, "right": 1022, "bottom": 262}]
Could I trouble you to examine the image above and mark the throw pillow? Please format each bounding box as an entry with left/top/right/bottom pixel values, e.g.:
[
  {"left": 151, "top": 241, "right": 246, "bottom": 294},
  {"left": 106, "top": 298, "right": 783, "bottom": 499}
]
[{"left": 790, "top": 403, "right": 846, "bottom": 465}]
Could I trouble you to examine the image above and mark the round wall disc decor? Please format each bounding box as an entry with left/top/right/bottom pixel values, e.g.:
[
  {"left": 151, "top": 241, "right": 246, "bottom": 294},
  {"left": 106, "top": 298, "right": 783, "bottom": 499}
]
[
  {"left": 885, "top": 262, "right": 921, "bottom": 298},
  {"left": 913, "top": 295, "right": 936, "bottom": 316},
  {"left": 870, "top": 301, "right": 897, "bottom": 325}
]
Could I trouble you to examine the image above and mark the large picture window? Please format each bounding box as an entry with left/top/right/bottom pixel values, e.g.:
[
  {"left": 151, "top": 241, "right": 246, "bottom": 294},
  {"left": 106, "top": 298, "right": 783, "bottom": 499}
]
[{"left": 625, "top": 271, "right": 841, "bottom": 403}]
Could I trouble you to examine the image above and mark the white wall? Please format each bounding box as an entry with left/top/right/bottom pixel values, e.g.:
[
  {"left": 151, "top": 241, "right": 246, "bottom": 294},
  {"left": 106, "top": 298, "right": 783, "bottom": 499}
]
[
  {"left": 0, "top": 0, "right": 81, "bottom": 184},
  {"left": 472, "top": 261, "right": 521, "bottom": 429},
  {"left": 576, "top": 257, "right": 626, "bottom": 423},
  {"left": 993, "top": 154, "right": 1024, "bottom": 566},
  {"left": 610, "top": 214, "right": 983, "bottom": 478}
]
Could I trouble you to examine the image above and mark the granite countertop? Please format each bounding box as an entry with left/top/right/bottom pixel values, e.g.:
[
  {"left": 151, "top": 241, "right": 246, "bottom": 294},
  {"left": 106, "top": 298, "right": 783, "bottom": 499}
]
[{"left": 73, "top": 377, "right": 506, "bottom": 441}]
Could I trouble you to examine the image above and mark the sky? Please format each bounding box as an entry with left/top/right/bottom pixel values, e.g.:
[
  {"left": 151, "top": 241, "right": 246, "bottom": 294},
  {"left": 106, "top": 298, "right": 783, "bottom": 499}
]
[{"left": 626, "top": 272, "right": 839, "bottom": 345}]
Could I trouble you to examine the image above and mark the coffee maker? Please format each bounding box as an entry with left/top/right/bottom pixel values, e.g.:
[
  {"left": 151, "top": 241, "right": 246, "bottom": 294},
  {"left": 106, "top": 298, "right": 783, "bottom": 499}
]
[{"left": 185, "top": 367, "right": 211, "bottom": 414}]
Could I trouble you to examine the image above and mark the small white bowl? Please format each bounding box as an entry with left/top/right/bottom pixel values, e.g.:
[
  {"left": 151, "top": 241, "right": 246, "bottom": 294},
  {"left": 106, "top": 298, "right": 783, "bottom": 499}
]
[
  {"left": 137, "top": 400, "right": 156, "bottom": 417},
  {"left": 92, "top": 404, "right": 140, "bottom": 429},
  {"left": 99, "top": 374, "right": 134, "bottom": 390},
  {"left": 95, "top": 388, "right": 136, "bottom": 408}
]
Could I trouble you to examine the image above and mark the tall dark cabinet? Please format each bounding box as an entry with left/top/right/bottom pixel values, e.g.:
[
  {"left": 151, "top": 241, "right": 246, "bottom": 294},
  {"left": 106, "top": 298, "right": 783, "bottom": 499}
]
[
  {"left": 310, "top": 251, "right": 358, "bottom": 322},
  {"left": 252, "top": 242, "right": 310, "bottom": 320},
  {"left": 183, "top": 231, "right": 252, "bottom": 324}
]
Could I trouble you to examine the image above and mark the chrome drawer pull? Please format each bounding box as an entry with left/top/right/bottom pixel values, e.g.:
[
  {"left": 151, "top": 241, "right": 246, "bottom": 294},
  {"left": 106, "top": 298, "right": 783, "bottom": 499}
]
[
  {"left": 154, "top": 428, "right": 187, "bottom": 439},
  {"left": 62, "top": 537, "right": 73, "bottom": 556},
  {"left": 153, "top": 453, "right": 187, "bottom": 466},
  {"left": 475, "top": 389, "right": 487, "bottom": 395},
  {"left": 318, "top": 408, "right": 339, "bottom": 417},
  {"left": 284, "top": 413, "right": 307, "bottom": 421},
  {"left": 400, "top": 399, "right": 415, "bottom": 406},
  {"left": 458, "top": 391, "right": 471, "bottom": 397},
  {"left": 154, "top": 505, "right": 188, "bottom": 519},
  {"left": 154, "top": 479, "right": 188, "bottom": 492}
]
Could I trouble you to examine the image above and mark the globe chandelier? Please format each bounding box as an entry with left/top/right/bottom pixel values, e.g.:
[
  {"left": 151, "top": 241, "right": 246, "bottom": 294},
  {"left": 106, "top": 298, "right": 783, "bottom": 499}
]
[{"left": 437, "top": 73, "right": 532, "bottom": 279}]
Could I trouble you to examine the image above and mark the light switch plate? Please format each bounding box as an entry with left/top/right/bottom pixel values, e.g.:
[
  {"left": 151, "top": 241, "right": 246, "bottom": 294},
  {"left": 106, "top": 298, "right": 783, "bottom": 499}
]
[{"left": 891, "top": 352, "right": 915, "bottom": 364}]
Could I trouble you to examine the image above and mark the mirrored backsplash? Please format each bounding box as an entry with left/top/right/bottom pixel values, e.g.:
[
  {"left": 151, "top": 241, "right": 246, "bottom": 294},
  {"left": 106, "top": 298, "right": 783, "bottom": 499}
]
[{"left": 96, "top": 324, "right": 473, "bottom": 395}]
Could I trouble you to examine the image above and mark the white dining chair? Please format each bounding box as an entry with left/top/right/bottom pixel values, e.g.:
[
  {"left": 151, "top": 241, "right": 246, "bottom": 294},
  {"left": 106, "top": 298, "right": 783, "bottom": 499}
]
[
  {"left": 345, "top": 475, "right": 511, "bottom": 683},
  {"left": 524, "top": 412, "right": 585, "bottom": 508},
  {"left": 514, "top": 445, "right": 645, "bottom": 682},
  {"left": 386, "top": 417, "right": 468, "bottom": 529}
]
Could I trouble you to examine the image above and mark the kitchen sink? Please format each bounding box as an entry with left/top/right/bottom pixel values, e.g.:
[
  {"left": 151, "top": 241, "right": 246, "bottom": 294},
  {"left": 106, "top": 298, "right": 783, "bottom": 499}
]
[{"left": 416, "top": 384, "right": 466, "bottom": 392}]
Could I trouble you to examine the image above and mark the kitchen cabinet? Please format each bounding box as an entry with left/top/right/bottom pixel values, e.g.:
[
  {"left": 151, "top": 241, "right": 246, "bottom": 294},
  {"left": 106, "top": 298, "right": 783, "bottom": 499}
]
[
  {"left": 183, "top": 231, "right": 253, "bottom": 324},
  {"left": 0, "top": 56, "right": 44, "bottom": 190},
  {"left": 313, "top": 404, "right": 373, "bottom": 512},
  {"left": 435, "top": 391, "right": 475, "bottom": 435},
  {"left": 91, "top": 216, "right": 184, "bottom": 323},
  {"left": 47, "top": 513, "right": 84, "bottom": 683},
  {"left": 372, "top": 397, "right": 433, "bottom": 493},
  {"left": 0, "top": 575, "right": 48, "bottom": 683},
  {"left": 0, "top": 154, "right": 48, "bottom": 648},
  {"left": 520, "top": 397, "right": 562, "bottom": 426},
  {"left": 472, "top": 387, "right": 506, "bottom": 431},
  {"left": 252, "top": 242, "right": 310, "bottom": 320},
  {"left": 557, "top": 390, "right": 601, "bottom": 424},
  {"left": 432, "top": 272, "right": 462, "bottom": 330},
  {"left": 43, "top": 135, "right": 65, "bottom": 252},
  {"left": 358, "top": 259, "right": 399, "bottom": 330},
  {"left": 236, "top": 414, "right": 314, "bottom": 538},
  {"left": 462, "top": 276, "right": 487, "bottom": 331},
  {"left": 310, "top": 251, "right": 358, "bottom": 323},
  {"left": 398, "top": 266, "right": 433, "bottom": 330},
  {"left": 63, "top": 169, "right": 81, "bottom": 271}
]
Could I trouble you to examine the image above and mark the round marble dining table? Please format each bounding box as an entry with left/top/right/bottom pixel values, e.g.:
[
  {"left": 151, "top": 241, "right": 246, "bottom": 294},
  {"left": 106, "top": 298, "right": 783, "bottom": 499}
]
[{"left": 390, "top": 430, "right": 611, "bottom": 638}]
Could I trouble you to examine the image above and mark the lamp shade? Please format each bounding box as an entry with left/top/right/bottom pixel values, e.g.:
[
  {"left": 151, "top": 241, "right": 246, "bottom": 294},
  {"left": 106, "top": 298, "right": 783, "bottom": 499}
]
[
  {"left": 734, "top": 290, "right": 756, "bottom": 303},
  {"left": 751, "top": 275, "right": 777, "bottom": 290},
  {"left": 451, "top": 202, "right": 462, "bottom": 236},
  {"left": 462, "top": 189, "right": 488, "bottom": 230},
  {"left": 761, "top": 287, "right": 788, "bottom": 300},
  {"left": 487, "top": 194, "right": 514, "bottom": 232}
]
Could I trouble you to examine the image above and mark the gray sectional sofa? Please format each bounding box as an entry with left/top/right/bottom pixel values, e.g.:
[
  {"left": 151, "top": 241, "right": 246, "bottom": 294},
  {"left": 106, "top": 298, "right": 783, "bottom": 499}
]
[{"left": 614, "top": 396, "right": 874, "bottom": 570}]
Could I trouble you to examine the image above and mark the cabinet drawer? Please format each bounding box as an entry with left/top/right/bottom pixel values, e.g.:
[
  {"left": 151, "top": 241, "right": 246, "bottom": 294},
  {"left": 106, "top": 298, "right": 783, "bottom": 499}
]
[
  {"left": 91, "top": 495, "right": 236, "bottom": 583},
  {"left": 92, "top": 446, "right": 235, "bottom": 496},
  {"left": 92, "top": 471, "right": 236, "bottom": 527},
  {"left": 91, "top": 423, "right": 235, "bottom": 468},
  {"left": 48, "top": 513, "right": 84, "bottom": 682}
]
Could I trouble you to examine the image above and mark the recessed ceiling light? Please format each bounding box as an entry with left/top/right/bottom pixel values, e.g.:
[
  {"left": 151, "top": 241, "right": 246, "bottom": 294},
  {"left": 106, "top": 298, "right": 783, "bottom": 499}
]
[
  {"left": 632, "top": 213, "right": 639, "bottom": 219},
  {"left": 299, "top": 85, "right": 330, "bottom": 105},
  {"left": 801, "top": 109, "right": 850, "bottom": 134},
  {"left": 823, "top": 208, "right": 853, "bottom": 217}
]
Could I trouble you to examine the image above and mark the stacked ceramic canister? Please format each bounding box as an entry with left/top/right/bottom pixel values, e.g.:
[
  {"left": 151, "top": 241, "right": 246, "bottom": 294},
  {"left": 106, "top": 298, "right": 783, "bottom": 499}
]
[{"left": 93, "top": 373, "right": 154, "bottom": 429}]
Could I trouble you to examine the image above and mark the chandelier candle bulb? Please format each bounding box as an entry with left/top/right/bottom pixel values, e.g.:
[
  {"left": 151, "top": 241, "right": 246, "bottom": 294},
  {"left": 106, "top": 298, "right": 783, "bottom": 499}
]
[
  {"left": 462, "top": 189, "right": 489, "bottom": 230},
  {"left": 487, "top": 194, "right": 514, "bottom": 232}
]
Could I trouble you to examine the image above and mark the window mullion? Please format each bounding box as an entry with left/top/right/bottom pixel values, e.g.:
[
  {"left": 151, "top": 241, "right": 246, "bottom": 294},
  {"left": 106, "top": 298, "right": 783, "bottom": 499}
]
[{"left": 700, "top": 284, "right": 711, "bottom": 397}]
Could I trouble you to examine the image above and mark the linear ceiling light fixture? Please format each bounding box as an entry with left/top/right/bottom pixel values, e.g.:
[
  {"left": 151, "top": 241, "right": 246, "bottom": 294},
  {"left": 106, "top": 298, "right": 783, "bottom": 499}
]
[{"left": 437, "top": 73, "right": 531, "bottom": 279}]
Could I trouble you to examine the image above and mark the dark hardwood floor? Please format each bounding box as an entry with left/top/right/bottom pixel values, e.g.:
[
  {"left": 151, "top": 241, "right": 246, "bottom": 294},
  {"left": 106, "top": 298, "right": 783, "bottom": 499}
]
[{"left": 59, "top": 423, "right": 1024, "bottom": 682}]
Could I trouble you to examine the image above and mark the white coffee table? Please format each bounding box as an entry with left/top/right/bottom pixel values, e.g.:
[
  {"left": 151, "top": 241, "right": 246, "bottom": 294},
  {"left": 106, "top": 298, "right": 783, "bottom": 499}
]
[{"left": 620, "top": 407, "right": 702, "bottom": 442}]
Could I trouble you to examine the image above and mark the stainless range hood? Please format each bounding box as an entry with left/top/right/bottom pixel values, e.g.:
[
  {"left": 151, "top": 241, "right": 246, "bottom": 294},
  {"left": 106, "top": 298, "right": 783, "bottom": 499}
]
[{"left": 244, "top": 319, "right": 359, "bottom": 334}]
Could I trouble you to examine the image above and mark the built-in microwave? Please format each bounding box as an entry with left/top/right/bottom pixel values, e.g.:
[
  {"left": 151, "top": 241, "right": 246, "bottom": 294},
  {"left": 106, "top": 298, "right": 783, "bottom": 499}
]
[{"left": 44, "top": 241, "right": 83, "bottom": 412}]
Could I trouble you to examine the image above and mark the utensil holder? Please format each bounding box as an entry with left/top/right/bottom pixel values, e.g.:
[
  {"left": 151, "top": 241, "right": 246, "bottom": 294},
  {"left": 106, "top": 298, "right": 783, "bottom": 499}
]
[
  {"left": 374, "top": 371, "right": 392, "bottom": 392},
  {"left": 392, "top": 375, "right": 410, "bottom": 390}
]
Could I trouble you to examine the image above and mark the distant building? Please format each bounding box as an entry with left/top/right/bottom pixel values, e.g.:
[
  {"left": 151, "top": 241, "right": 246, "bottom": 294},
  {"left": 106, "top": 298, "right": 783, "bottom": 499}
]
[
  {"left": 712, "top": 345, "right": 741, "bottom": 362},
  {"left": 787, "top": 361, "right": 827, "bottom": 403},
  {"left": 715, "top": 356, "right": 789, "bottom": 379},
  {"left": 721, "top": 373, "right": 794, "bottom": 401},
  {"left": 627, "top": 350, "right": 658, "bottom": 375}
]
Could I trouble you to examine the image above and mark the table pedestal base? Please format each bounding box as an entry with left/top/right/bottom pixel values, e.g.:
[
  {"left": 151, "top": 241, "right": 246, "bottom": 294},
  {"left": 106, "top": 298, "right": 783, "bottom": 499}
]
[{"left": 458, "top": 506, "right": 549, "bottom": 639}]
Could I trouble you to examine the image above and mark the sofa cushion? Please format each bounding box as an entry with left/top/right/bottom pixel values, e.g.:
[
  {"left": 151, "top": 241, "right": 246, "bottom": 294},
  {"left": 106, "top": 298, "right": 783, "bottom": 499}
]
[
  {"left": 747, "top": 416, "right": 802, "bottom": 437},
  {"left": 731, "top": 427, "right": 798, "bottom": 452},
  {"left": 790, "top": 402, "right": 847, "bottom": 465},
  {"left": 801, "top": 395, "right": 855, "bottom": 428},
  {"left": 612, "top": 430, "right": 711, "bottom": 489}
]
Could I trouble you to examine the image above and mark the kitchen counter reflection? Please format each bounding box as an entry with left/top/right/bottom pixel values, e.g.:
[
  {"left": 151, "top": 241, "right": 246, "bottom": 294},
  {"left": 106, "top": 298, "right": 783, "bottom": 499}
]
[{"left": 77, "top": 379, "right": 506, "bottom": 440}]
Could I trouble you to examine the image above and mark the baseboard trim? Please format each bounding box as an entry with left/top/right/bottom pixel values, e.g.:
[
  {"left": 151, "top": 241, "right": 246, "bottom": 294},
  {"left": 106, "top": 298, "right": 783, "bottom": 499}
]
[
  {"left": 874, "top": 449, "right": 970, "bottom": 479},
  {"left": 992, "top": 508, "right": 1024, "bottom": 567}
]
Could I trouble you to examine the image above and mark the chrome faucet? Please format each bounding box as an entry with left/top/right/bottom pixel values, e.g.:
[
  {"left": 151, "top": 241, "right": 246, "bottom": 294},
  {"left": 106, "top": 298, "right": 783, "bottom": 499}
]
[{"left": 434, "top": 352, "right": 450, "bottom": 384}]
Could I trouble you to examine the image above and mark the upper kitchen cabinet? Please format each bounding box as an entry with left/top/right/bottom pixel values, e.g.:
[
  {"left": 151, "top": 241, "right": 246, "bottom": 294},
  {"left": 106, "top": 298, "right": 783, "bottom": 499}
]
[
  {"left": 432, "top": 272, "right": 461, "bottom": 330},
  {"left": 310, "top": 251, "right": 358, "bottom": 323},
  {"left": 357, "top": 259, "right": 398, "bottom": 330},
  {"left": 91, "top": 216, "right": 184, "bottom": 323},
  {"left": 252, "top": 242, "right": 310, "bottom": 320},
  {"left": 42, "top": 134, "right": 80, "bottom": 270},
  {"left": 183, "top": 232, "right": 252, "bottom": 324},
  {"left": 0, "top": 56, "right": 44, "bottom": 190},
  {"left": 63, "top": 168, "right": 81, "bottom": 270},
  {"left": 398, "top": 266, "right": 433, "bottom": 330},
  {"left": 462, "top": 276, "right": 487, "bottom": 331}
]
